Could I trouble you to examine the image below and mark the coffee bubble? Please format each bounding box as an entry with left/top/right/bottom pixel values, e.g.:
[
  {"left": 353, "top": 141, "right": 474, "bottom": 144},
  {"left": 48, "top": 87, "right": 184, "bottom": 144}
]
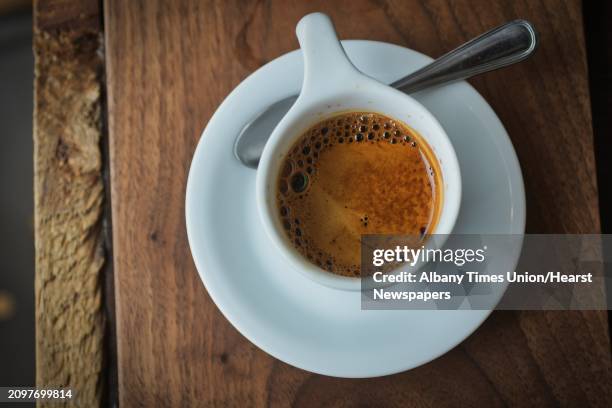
[{"left": 290, "top": 172, "right": 308, "bottom": 193}]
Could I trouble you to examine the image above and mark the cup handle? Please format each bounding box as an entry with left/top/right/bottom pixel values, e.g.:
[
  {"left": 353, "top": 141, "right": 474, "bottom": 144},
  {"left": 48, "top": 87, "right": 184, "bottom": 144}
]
[{"left": 295, "top": 13, "right": 362, "bottom": 99}]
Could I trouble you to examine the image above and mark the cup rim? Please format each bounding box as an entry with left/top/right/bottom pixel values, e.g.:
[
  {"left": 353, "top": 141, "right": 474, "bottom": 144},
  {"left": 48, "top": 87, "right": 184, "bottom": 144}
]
[{"left": 256, "top": 84, "right": 461, "bottom": 291}]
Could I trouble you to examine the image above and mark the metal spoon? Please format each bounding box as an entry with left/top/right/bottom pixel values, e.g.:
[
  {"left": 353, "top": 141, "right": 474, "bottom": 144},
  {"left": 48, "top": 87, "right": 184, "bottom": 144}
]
[{"left": 234, "top": 19, "right": 538, "bottom": 169}]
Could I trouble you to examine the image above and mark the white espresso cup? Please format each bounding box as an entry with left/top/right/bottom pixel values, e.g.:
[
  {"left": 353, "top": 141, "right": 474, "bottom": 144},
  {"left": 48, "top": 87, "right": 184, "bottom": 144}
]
[{"left": 256, "top": 12, "right": 461, "bottom": 291}]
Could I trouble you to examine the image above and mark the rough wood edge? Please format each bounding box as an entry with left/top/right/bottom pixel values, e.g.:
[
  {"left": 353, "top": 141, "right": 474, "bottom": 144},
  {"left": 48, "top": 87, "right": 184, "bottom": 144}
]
[{"left": 33, "top": 1, "right": 106, "bottom": 407}]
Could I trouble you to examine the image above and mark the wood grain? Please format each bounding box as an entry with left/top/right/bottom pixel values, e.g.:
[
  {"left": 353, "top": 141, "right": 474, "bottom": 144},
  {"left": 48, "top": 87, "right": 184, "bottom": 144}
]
[
  {"left": 34, "top": 0, "right": 106, "bottom": 406},
  {"left": 104, "top": 0, "right": 611, "bottom": 406}
]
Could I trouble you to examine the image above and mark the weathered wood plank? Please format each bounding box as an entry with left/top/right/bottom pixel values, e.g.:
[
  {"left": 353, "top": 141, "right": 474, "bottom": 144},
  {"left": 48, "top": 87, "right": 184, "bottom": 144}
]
[{"left": 33, "top": 0, "right": 106, "bottom": 406}]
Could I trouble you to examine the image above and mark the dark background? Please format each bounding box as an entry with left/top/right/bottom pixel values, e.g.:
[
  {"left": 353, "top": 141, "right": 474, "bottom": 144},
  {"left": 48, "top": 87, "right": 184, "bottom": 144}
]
[
  {"left": 0, "top": 5, "right": 34, "bottom": 388},
  {"left": 584, "top": 0, "right": 612, "bottom": 337}
]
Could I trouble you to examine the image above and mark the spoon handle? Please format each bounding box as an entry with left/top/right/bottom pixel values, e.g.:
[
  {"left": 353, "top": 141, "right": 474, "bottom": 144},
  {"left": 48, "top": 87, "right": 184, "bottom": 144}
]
[{"left": 391, "top": 20, "right": 538, "bottom": 93}]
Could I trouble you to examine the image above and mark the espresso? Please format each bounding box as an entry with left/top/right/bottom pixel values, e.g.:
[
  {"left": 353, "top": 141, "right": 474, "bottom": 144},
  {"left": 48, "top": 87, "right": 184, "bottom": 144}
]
[{"left": 276, "top": 112, "right": 442, "bottom": 277}]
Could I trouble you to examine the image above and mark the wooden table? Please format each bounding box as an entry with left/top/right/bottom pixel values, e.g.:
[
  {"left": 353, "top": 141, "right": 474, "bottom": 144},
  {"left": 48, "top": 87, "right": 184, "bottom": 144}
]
[{"left": 35, "top": 0, "right": 611, "bottom": 406}]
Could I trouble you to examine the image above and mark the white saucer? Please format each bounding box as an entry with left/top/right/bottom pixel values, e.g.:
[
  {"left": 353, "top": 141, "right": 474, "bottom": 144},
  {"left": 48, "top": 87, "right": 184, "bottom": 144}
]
[{"left": 186, "top": 40, "right": 526, "bottom": 378}]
